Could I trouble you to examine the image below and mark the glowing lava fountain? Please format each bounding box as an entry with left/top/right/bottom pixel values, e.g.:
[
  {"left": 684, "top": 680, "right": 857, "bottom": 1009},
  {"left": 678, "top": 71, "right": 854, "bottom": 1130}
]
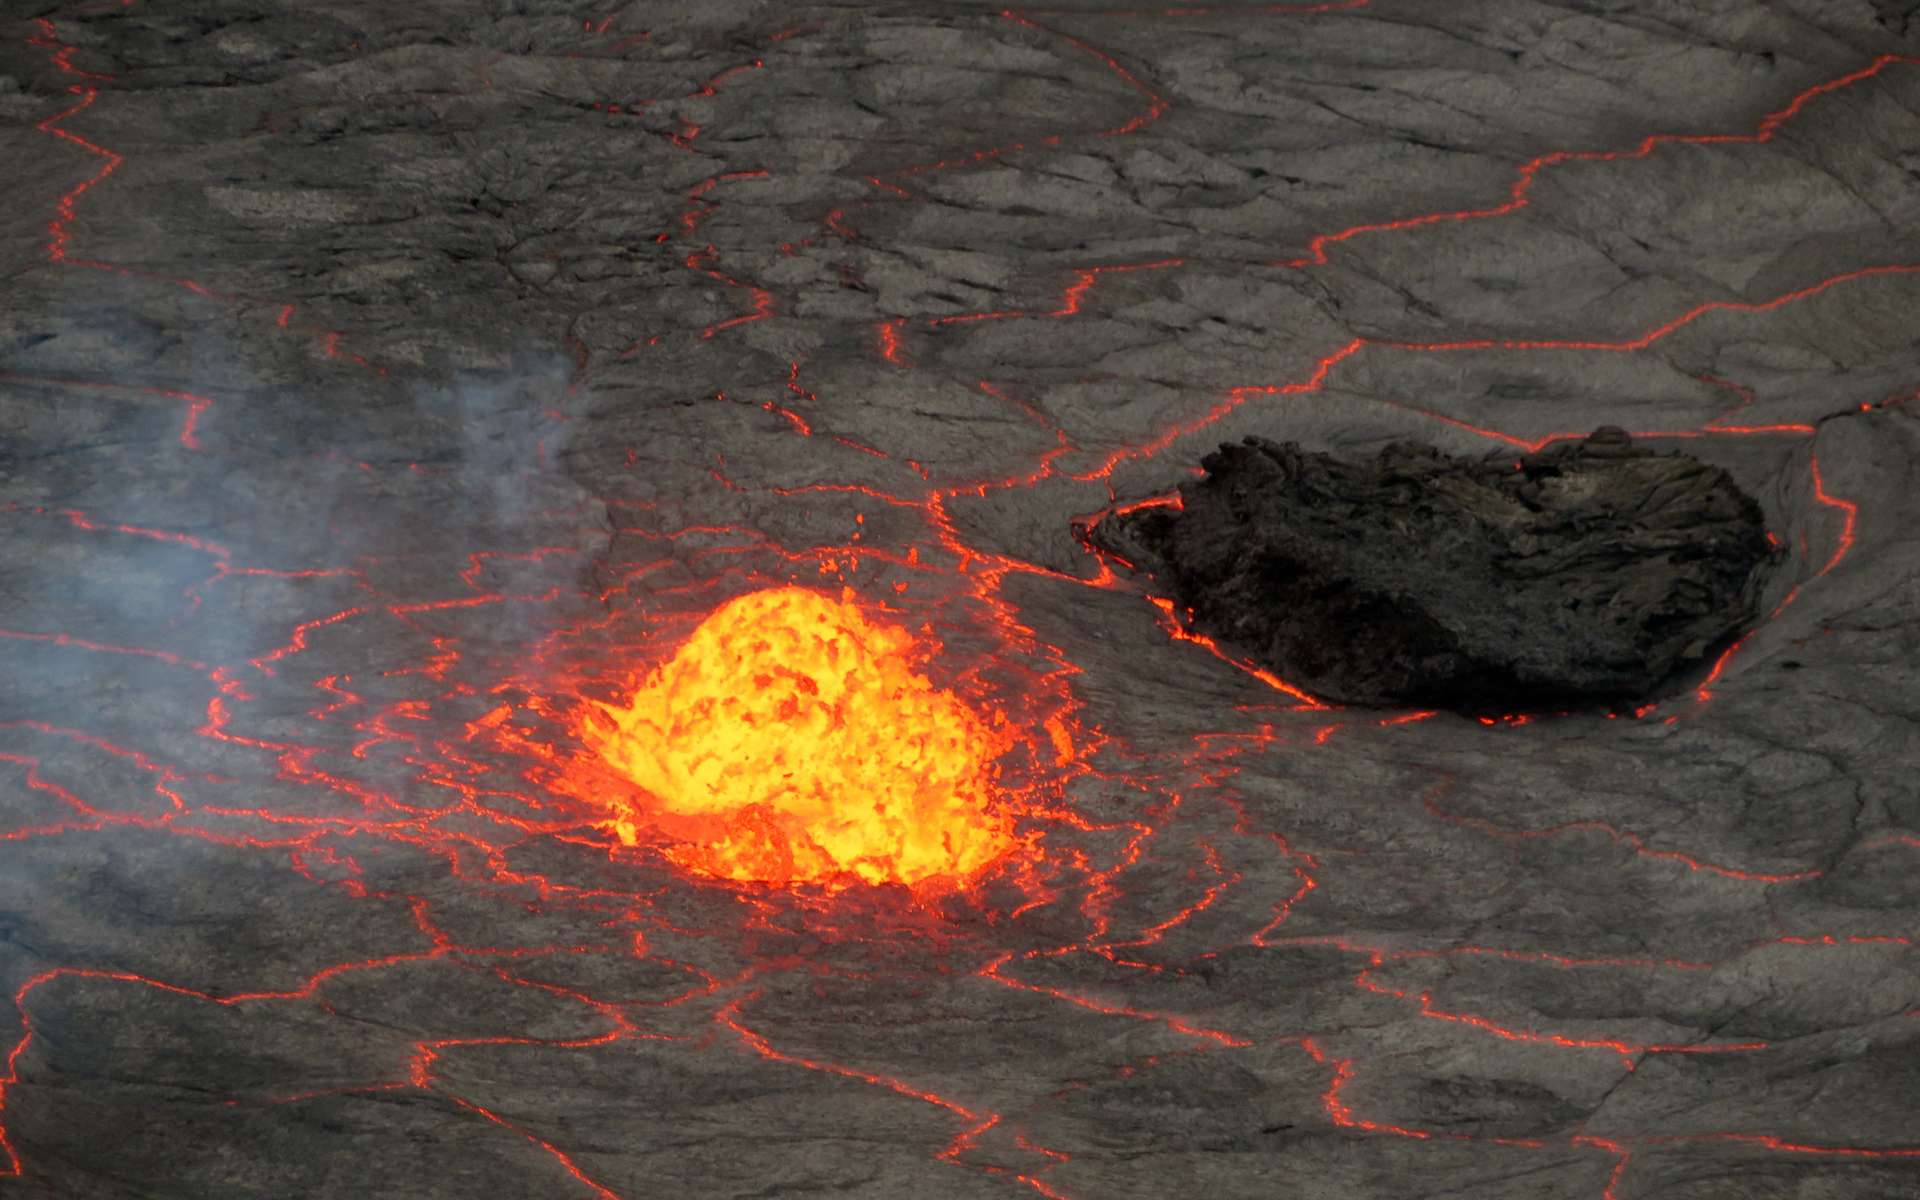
[{"left": 582, "top": 586, "right": 1022, "bottom": 890}]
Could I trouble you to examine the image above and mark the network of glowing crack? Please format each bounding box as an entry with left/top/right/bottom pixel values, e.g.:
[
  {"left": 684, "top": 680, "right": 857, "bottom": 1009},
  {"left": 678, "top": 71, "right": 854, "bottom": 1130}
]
[{"left": 0, "top": 3, "right": 1915, "bottom": 1199}]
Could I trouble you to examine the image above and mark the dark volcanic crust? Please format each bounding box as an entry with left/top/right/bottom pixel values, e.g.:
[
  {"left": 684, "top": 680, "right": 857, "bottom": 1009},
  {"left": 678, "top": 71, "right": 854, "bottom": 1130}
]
[
  {"left": 1094, "top": 429, "right": 1778, "bottom": 709},
  {"left": 6, "top": 2, "right": 1920, "bottom": 1197}
]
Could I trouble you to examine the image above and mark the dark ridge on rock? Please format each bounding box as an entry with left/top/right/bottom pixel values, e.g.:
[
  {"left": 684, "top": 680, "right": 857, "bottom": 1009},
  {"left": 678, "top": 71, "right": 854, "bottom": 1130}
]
[{"left": 1088, "top": 428, "right": 1779, "bottom": 710}]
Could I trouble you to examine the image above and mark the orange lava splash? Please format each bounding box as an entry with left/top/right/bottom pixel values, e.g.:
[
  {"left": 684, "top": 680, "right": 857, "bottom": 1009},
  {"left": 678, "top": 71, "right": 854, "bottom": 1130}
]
[{"left": 582, "top": 586, "right": 1019, "bottom": 889}]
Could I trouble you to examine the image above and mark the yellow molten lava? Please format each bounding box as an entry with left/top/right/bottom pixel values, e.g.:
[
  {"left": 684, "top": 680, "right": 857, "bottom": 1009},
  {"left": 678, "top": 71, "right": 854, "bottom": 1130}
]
[{"left": 584, "top": 586, "right": 1018, "bottom": 889}]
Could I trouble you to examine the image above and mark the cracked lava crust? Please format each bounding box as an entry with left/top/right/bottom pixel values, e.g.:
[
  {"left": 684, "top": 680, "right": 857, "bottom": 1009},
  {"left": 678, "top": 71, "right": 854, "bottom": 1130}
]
[{"left": 0, "top": 3, "right": 1917, "bottom": 1200}]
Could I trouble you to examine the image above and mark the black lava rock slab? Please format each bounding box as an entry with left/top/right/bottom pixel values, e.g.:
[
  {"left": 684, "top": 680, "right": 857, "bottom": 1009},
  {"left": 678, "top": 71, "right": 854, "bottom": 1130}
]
[{"left": 1088, "top": 428, "right": 1778, "bottom": 710}]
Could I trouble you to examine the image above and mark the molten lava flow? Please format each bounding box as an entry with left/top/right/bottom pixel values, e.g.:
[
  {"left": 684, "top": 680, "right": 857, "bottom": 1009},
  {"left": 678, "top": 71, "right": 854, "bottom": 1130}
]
[{"left": 583, "top": 586, "right": 1018, "bottom": 889}]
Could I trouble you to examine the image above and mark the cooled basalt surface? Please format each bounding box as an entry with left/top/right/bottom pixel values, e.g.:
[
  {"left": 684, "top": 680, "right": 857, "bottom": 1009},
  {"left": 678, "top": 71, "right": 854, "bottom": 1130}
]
[
  {"left": 1091, "top": 428, "right": 1779, "bottom": 710},
  {"left": 2, "top": 3, "right": 1918, "bottom": 1200}
]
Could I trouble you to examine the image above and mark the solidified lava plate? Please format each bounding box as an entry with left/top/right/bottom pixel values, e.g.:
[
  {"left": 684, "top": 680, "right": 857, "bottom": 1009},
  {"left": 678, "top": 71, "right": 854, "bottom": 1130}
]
[
  {"left": 1, "top": 3, "right": 1918, "bottom": 1200},
  {"left": 1089, "top": 428, "right": 1780, "bottom": 711}
]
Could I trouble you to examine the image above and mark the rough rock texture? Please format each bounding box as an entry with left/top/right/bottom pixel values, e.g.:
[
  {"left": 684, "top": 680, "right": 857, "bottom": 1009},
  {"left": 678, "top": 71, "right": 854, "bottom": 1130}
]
[
  {"left": 3, "top": 3, "right": 1920, "bottom": 1200},
  {"left": 1092, "top": 428, "right": 1779, "bottom": 709}
]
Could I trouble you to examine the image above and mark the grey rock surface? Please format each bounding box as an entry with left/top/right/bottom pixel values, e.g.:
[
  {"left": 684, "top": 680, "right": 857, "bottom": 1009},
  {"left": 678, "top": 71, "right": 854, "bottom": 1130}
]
[
  {"left": 1090, "top": 428, "right": 1779, "bottom": 709},
  {"left": 2, "top": 2, "right": 1918, "bottom": 1199}
]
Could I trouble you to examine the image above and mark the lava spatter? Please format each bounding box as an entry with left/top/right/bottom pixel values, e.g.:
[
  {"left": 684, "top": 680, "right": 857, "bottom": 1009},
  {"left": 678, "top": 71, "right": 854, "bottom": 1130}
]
[{"left": 580, "top": 586, "right": 1022, "bottom": 890}]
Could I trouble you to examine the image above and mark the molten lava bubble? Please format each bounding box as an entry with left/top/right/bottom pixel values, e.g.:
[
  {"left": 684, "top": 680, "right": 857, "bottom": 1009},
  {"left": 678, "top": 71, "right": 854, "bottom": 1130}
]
[{"left": 583, "top": 586, "right": 1019, "bottom": 890}]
